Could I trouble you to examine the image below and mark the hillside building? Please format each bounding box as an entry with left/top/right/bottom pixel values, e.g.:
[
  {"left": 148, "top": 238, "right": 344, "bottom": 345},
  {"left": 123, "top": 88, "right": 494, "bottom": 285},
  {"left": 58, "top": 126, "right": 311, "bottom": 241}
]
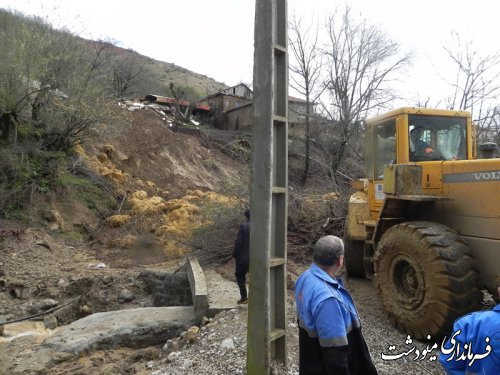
[{"left": 198, "top": 83, "right": 316, "bottom": 131}]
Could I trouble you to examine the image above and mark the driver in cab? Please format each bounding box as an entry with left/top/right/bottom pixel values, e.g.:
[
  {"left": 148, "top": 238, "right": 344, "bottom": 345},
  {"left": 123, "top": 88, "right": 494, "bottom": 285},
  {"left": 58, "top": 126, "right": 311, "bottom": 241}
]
[{"left": 409, "top": 127, "right": 441, "bottom": 161}]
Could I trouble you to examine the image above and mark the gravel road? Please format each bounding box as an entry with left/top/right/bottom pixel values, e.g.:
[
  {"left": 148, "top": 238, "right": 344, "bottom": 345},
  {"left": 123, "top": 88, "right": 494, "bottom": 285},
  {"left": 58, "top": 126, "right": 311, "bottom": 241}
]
[{"left": 152, "top": 276, "right": 446, "bottom": 375}]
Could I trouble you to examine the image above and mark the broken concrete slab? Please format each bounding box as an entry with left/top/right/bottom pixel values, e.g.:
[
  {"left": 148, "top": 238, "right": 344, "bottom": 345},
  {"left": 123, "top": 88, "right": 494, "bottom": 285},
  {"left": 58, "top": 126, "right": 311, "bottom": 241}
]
[
  {"left": 42, "top": 306, "right": 195, "bottom": 355},
  {"left": 186, "top": 257, "right": 208, "bottom": 323}
]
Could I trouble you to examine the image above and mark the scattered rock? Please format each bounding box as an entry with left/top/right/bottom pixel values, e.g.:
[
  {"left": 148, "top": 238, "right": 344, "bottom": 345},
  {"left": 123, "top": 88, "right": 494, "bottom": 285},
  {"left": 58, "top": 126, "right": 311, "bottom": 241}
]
[
  {"left": 117, "top": 289, "right": 135, "bottom": 303},
  {"left": 48, "top": 222, "right": 59, "bottom": 231},
  {"left": 36, "top": 299, "right": 59, "bottom": 311},
  {"left": 79, "top": 305, "right": 92, "bottom": 315},
  {"left": 220, "top": 338, "right": 235, "bottom": 349},
  {"left": 88, "top": 262, "right": 107, "bottom": 269},
  {"left": 42, "top": 210, "right": 65, "bottom": 231},
  {"left": 9, "top": 284, "right": 25, "bottom": 299},
  {"left": 42, "top": 210, "right": 61, "bottom": 223},
  {"left": 102, "top": 276, "right": 114, "bottom": 285},
  {"left": 24, "top": 302, "right": 38, "bottom": 314},
  {"left": 167, "top": 351, "right": 181, "bottom": 362},
  {"left": 201, "top": 316, "right": 211, "bottom": 325},
  {"left": 185, "top": 326, "right": 199, "bottom": 342},
  {"left": 44, "top": 315, "right": 58, "bottom": 330},
  {"left": 163, "top": 338, "right": 180, "bottom": 352},
  {"left": 0, "top": 314, "right": 13, "bottom": 322},
  {"left": 146, "top": 361, "right": 154, "bottom": 369}
]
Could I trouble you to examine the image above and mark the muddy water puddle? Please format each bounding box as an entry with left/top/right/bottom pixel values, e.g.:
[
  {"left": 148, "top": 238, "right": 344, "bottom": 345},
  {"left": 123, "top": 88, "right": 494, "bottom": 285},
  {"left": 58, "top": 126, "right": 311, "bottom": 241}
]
[{"left": 0, "top": 321, "right": 54, "bottom": 343}]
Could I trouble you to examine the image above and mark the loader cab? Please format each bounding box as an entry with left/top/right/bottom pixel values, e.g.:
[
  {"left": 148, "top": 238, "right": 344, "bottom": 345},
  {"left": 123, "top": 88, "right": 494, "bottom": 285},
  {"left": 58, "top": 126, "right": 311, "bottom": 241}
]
[
  {"left": 408, "top": 115, "right": 467, "bottom": 162},
  {"left": 365, "top": 108, "right": 473, "bottom": 218}
]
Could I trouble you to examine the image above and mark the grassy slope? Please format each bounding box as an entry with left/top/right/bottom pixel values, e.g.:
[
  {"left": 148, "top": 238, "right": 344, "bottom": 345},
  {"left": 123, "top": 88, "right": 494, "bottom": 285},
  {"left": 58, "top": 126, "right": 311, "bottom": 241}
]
[{"left": 141, "top": 55, "right": 228, "bottom": 97}]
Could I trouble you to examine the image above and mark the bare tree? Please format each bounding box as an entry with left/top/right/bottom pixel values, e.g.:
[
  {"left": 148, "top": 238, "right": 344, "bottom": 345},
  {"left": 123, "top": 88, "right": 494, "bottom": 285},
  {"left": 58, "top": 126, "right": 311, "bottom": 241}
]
[
  {"left": 289, "top": 15, "right": 324, "bottom": 185},
  {"left": 321, "top": 6, "right": 410, "bottom": 180},
  {"left": 444, "top": 32, "right": 500, "bottom": 142},
  {"left": 168, "top": 82, "right": 200, "bottom": 121},
  {"left": 109, "top": 53, "right": 144, "bottom": 98}
]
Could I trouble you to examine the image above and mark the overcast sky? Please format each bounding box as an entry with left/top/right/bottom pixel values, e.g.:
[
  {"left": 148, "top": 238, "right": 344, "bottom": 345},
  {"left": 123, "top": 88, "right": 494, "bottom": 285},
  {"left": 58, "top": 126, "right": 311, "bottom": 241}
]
[{"left": 1, "top": 0, "right": 499, "bottom": 107}]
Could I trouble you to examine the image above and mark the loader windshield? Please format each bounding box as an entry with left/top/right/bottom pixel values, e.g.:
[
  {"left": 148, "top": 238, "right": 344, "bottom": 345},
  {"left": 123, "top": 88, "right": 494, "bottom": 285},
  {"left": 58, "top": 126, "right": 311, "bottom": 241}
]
[{"left": 408, "top": 115, "right": 467, "bottom": 161}]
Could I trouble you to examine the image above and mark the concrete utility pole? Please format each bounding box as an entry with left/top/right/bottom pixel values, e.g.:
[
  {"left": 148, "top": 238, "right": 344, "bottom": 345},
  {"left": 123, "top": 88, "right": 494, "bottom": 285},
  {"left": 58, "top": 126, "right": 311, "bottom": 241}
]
[{"left": 247, "top": 0, "right": 288, "bottom": 374}]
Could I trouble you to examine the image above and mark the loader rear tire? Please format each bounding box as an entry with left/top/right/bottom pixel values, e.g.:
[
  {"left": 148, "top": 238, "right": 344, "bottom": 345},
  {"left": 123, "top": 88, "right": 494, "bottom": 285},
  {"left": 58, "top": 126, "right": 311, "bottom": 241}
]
[
  {"left": 374, "top": 221, "right": 482, "bottom": 340},
  {"left": 344, "top": 239, "right": 366, "bottom": 277}
]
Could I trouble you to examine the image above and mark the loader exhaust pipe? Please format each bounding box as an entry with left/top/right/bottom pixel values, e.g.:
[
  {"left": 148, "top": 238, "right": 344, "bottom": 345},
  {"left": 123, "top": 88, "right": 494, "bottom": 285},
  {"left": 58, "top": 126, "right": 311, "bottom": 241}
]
[{"left": 478, "top": 142, "right": 499, "bottom": 159}]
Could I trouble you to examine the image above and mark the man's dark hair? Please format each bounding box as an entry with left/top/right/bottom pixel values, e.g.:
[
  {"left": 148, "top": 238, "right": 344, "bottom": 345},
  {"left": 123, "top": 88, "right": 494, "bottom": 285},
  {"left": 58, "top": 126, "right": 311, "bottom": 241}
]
[
  {"left": 244, "top": 209, "right": 250, "bottom": 219},
  {"left": 410, "top": 126, "right": 422, "bottom": 140},
  {"left": 313, "top": 235, "right": 344, "bottom": 266}
]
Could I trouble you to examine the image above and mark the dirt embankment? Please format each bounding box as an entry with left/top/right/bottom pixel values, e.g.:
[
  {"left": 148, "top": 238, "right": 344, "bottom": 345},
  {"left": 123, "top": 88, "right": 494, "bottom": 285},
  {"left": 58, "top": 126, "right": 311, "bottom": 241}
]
[
  {"left": 0, "top": 104, "right": 252, "bottom": 372},
  {"left": 1, "top": 103, "right": 249, "bottom": 302}
]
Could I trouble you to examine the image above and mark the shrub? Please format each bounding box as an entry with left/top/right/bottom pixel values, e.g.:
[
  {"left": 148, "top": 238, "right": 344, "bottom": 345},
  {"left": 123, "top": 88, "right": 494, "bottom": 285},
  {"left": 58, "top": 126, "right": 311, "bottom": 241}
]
[{"left": 0, "top": 146, "right": 64, "bottom": 215}]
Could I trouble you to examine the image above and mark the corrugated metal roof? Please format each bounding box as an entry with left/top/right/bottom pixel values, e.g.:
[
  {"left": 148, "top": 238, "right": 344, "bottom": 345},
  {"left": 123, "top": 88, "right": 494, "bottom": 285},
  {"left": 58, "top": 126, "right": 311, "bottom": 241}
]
[{"left": 144, "top": 94, "right": 211, "bottom": 111}]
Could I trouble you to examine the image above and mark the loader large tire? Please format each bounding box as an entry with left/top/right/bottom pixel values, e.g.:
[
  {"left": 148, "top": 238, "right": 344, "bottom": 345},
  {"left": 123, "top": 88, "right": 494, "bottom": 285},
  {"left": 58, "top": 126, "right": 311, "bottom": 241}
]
[
  {"left": 374, "top": 221, "right": 482, "bottom": 340},
  {"left": 344, "top": 239, "right": 366, "bottom": 277}
]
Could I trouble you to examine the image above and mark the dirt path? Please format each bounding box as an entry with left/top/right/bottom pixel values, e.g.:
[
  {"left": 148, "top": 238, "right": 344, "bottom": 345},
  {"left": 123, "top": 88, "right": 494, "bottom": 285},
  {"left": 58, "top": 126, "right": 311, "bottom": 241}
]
[{"left": 205, "top": 267, "right": 241, "bottom": 309}]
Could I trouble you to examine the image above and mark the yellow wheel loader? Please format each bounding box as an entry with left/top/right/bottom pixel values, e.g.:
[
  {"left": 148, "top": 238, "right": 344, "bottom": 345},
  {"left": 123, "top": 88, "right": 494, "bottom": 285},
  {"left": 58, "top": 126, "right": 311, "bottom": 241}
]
[{"left": 345, "top": 107, "right": 499, "bottom": 340}]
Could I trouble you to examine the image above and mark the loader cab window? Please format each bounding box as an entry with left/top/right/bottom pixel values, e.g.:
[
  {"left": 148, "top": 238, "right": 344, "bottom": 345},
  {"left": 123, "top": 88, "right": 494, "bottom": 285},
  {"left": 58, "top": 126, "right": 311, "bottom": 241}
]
[
  {"left": 370, "top": 119, "right": 396, "bottom": 180},
  {"left": 409, "top": 115, "right": 467, "bottom": 161}
]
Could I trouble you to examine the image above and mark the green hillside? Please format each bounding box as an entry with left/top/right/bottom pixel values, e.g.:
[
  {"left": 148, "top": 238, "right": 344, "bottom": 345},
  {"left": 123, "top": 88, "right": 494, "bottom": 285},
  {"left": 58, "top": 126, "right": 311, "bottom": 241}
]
[
  {"left": 139, "top": 54, "right": 228, "bottom": 98},
  {"left": 92, "top": 40, "right": 228, "bottom": 99}
]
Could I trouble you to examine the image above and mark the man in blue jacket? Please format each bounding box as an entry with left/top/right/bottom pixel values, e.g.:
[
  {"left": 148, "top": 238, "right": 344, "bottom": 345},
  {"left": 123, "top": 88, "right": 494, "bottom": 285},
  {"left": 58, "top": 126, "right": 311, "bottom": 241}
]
[
  {"left": 295, "top": 235, "right": 378, "bottom": 375},
  {"left": 439, "top": 284, "right": 500, "bottom": 374},
  {"left": 232, "top": 209, "right": 250, "bottom": 304}
]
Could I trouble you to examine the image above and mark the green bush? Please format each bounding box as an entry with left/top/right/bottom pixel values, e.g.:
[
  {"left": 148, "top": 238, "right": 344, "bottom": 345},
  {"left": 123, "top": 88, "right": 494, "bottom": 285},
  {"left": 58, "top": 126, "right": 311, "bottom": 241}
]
[
  {"left": 58, "top": 166, "right": 116, "bottom": 214},
  {"left": 0, "top": 148, "right": 116, "bottom": 218},
  {"left": 0, "top": 146, "right": 65, "bottom": 216}
]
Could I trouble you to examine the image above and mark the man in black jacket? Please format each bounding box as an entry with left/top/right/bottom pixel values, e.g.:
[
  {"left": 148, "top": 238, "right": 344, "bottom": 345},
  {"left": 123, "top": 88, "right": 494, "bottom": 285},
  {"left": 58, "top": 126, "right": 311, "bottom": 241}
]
[{"left": 232, "top": 209, "right": 250, "bottom": 304}]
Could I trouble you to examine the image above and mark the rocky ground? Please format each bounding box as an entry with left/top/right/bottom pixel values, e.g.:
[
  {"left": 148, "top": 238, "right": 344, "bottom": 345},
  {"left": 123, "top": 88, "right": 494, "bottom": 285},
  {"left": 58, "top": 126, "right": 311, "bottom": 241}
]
[
  {"left": 151, "top": 277, "right": 446, "bottom": 375},
  {"left": 1, "top": 228, "right": 448, "bottom": 375}
]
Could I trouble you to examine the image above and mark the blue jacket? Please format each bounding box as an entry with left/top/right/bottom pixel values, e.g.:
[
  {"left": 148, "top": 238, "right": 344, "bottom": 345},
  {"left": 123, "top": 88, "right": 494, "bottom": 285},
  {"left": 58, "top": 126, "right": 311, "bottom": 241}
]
[
  {"left": 295, "top": 263, "right": 377, "bottom": 375},
  {"left": 295, "top": 263, "right": 359, "bottom": 347},
  {"left": 439, "top": 304, "right": 500, "bottom": 375}
]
